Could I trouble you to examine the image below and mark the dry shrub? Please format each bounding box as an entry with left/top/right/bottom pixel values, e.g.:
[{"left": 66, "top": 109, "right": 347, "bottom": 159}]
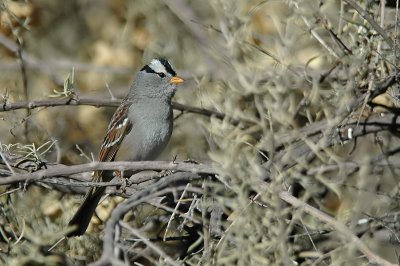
[{"left": 1, "top": 0, "right": 400, "bottom": 265}]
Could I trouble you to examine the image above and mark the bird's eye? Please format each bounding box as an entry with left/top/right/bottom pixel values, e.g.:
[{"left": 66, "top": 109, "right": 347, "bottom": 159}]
[{"left": 157, "top": 72, "right": 166, "bottom": 78}]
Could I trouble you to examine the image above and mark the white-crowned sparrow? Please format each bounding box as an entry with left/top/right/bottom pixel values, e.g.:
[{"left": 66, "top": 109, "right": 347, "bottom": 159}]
[{"left": 67, "top": 58, "right": 184, "bottom": 236}]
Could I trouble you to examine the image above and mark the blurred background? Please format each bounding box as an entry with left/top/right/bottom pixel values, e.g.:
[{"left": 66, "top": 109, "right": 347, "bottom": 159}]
[
  {"left": 1, "top": 0, "right": 400, "bottom": 265},
  {"left": 0, "top": 0, "right": 217, "bottom": 164}
]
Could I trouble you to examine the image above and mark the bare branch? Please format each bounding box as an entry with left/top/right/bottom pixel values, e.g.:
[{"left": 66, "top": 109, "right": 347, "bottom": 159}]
[
  {"left": 0, "top": 161, "right": 215, "bottom": 185},
  {"left": 0, "top": 97, "right": 227, "bottom": 121},
  {"left": 265, "top": 112, "right": 400, "bottom": 171},
  {"left": 0, "top": 97, "right": 119, "bottom": 111}
]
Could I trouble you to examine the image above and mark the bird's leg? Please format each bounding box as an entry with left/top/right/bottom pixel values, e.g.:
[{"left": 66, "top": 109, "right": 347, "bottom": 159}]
[{"left": 115, "top": 170, "right": 129, "bottom": 194}]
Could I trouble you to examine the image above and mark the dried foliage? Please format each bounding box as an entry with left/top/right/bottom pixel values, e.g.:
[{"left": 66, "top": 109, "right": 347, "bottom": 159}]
[{"left": 1, "top": 0, "right": 400, "bottom": 265}]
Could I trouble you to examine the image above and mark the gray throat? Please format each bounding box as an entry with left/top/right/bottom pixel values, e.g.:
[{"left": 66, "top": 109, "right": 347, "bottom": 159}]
[{"left": 131, "top": 96, "right": 173, "bottom": 122}]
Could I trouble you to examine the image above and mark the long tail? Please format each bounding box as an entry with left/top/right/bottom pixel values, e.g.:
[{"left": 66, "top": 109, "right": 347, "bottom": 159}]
[{"left": 67, "top": 186, "right": 106, "bottom": 237}]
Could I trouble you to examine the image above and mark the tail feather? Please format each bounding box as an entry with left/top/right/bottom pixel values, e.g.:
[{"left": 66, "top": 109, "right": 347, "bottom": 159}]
[{"left": 67, "top": 187, "right": 106, "bottom": 237}]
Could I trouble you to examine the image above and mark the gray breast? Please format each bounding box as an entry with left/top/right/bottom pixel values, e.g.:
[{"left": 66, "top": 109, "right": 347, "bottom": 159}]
[
  {"left": 137, "top": 116, "right": 172, "bottom": 160},
  {"left": 115, "top": 100, "right": 173, "bottom": 161}
]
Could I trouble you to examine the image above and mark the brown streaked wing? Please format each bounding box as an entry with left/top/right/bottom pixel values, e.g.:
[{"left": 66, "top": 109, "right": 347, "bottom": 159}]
[{"left": 98, "top": 100, "right": 133, "bottom": 162}]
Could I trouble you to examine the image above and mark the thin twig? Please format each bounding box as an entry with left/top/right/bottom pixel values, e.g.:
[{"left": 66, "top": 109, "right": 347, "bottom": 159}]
[
  {"left": 343, "top": 0, "right": 394, "bottom": 48},
  {"left": 301, "top": 16, "right": 340, "bottom": 59},
  {"left": 120, "top": 222, "right": 180, "bottom": 266},
  {"left": 163, "top": 183, "right": 191, "bottom": 241},
  {"left": 14, "top": 35, "right": 30, "bottom": 141},
  {"left": 275, "top": 184, "right": 396, "bottom": 266}
]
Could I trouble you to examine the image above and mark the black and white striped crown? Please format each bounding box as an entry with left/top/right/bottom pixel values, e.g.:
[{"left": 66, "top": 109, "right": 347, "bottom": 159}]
[{"left": 141, "top": 58, "right": 177, "bottom": 76}]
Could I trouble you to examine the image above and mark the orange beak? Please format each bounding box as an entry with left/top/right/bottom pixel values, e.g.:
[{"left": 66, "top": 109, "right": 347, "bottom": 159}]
[{"left": 170, "top": 76, "right": 184, "bottom": 84}]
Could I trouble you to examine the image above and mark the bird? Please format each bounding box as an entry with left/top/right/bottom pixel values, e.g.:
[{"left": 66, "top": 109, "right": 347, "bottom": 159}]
[{"left": 67, "top": 58, "right": 184, "bottom": 236}]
